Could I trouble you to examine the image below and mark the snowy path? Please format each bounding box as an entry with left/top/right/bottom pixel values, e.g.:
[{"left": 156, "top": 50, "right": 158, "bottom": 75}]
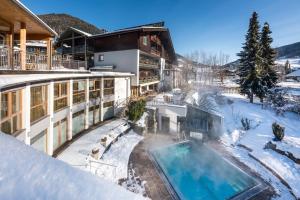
[
  {"left": 57, "top": 119, "right": 129, "bottom": 170},
  {"left": 92, "top": 130, "right": 143, "bottom": 182}
]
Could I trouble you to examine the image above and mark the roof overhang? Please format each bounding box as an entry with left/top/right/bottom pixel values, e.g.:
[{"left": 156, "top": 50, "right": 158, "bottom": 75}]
[{"left": 0, "top": 0, "right": 57, "bottom": 39}]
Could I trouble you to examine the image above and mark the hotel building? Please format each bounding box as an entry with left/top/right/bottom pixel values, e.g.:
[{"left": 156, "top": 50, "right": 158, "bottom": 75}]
[{"left": 0, "top": 0, "right": 132, "bottom": 156}]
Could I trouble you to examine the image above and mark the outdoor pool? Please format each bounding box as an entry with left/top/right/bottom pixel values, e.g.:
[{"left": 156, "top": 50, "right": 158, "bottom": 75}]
[{"left": 151, "top": 142, "right": 259, "bottom": 200}]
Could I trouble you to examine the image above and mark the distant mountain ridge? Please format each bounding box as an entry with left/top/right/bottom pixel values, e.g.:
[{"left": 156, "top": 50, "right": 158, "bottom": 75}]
[
  {"left": 38, "top": 13, "right": 106, "bottom": 36},
  {"left": 275, "top": 42, "right": 300, "bottom": 59}
]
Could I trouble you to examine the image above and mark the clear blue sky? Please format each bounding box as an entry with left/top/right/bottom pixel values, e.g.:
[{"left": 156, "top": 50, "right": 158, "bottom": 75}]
[{"left": 22, "top": 0, "right": 300, "bottom": 61}]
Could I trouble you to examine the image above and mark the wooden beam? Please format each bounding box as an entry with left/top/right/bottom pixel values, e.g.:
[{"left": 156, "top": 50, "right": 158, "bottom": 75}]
[
  {"left": 20, "top": 22, "right": 26, "bottom": 70},
  {"left": 5, "top": 24, "right": 14, "bottom": 68},
  {"left": 46, "top": 37, "right": 52, "bottom": 70}
]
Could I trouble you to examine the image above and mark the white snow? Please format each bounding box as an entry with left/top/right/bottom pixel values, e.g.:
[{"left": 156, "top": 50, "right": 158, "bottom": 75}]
[
  {"left": 89, "top": 130, "right": 143, "bottom": 182},
  {"left": 218, "top": 93, "right": 300, "bottom": 199},
  {"left": 58, "top": 119, "right": 143, "bottom": 184},
  {"left": 57, "top": 119, "right": 130, "bottom": 169},
  {"left": 0, "top": 133, "right": 145, "bottom": 200},
  {"left": 136, "top": 112, "right": 148, "bottom": 128},
  {"left": 276, "top": 58, "right": 300, "bottom": 70}
]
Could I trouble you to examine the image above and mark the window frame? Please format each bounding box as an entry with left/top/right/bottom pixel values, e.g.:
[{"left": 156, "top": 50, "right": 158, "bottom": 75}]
[
  {"left": 54, "top": 82, "right": 69, "bottom": 112},
  {"left": 0, "top": 90, "right": 23, "bottom": 135},
  {"left": 73, "top": 80, "right": 86, "bottom": 105},
  {"left": 89, "top": 79, "right": 101, "bottom": 100},
  {"left": 98, "top": 54, "right": 104, "bottom": 61},
  {"left": 103, "top": 79, "right": 114, "bottom": 96},
  {"left": 30, "top": 85, "right": 48, "bottom": 124}
]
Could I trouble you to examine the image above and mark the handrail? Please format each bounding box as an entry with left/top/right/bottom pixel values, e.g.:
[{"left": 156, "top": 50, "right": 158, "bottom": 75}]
[{"left": 87, "top": 159, "right": 117, "bottom": 179}]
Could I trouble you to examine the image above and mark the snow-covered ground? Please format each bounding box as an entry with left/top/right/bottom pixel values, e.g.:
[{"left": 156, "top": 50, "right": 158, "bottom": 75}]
[
  {"left": 276, "top": 58, "right": 300, "bottom": 70},
  {"left": 57, "top": 119, "right": 129, "bottom": 169},
  {"left": 57, "top": 119, "right": 145, "bottom": 196},
  {"left": 218, "top": 93, "right": 300, "bottom": 199},
  {"left": 90, "top": 130, "right": 143, "bottom": 182},
  {"left": 0, "top": 133, "right": 145, "bottom": 200}
]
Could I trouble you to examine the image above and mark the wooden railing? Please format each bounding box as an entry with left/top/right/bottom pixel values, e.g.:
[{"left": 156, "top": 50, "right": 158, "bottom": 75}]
[
  {"left": 139, "top": 75, "right": 160, "bottom": 84},
  {"left": 0, "top": 47, "right": 87, "bottom": 70}
]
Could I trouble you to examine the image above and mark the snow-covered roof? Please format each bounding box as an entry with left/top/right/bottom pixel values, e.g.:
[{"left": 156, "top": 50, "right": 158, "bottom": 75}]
[
  {"left": 276, "top": 58, "right": 300, "bottom": 70},
  {"left": 70, "top": 27, "right": 93, "bottom": 37},
  {"left": 0, "top": 133, "right": 144, "bottom": 200},
  {"left": 0, "top": 71, "right": 134, "bottom": 90},
  {"left": 91, "top": 26, "right": 167, "bottom": 38},
  {"left": 286, "top": 69, "right": 300, "bottom": 77},
  {"left": 277, "top": 81, "right": 300, "bottom": 89}
]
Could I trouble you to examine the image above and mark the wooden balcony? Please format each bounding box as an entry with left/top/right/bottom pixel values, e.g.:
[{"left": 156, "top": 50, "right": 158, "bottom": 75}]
[
  {"left": 139, "top": 54, "right": 160, "bottom": 69},
  {"left": 139, "top": 75, "right": 160, "bottom": 84},
  {"left": 0, "top": 47, "right": 86, "bottom": 70}
]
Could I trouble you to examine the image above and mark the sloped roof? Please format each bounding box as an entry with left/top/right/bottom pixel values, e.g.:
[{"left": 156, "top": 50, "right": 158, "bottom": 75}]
[
  {"left": 286, "top": 69, "right": 300, "bottom": 77},
  {"left": 0, "top": 0, "right": 57, "bottom": 37}
]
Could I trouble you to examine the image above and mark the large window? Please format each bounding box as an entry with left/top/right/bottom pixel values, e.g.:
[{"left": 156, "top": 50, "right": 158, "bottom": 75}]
[
  {"left": 31, "top": 85, "right": 48, "bottom": 123},
  {"left": 89, "top": 79, "right": 101, "bottom": 99},
  {"left": 54, "top": 82, "right": 68, "bottom": 112},
  {"left": 103, "top": 101, "right": 114, "bottom": 108},
  {"left": 53, "top": 118, "right": 67, "bottom": 151},
  {"left": 104, "top": 79, "right": 114, "bottom": 96},
  {"left": 1, "top": 90, "right": 22, "bottom": 135},
  {"left": 72, "top": 110, "right": 85, "bottom": 136},
  {"left": 31, "top": 129, "right": 48, "bottom": 153},
  {"left": 89, "top": 105, "right": 100, "bottom": 126},
  {"left": 73, "top": 80, "right": 86, "bottom": 104}
]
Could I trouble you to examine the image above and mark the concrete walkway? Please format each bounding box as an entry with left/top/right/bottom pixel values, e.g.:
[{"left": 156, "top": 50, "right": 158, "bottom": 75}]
[{"left": 57, "top": 119, "right": 129, "bottom": 170}]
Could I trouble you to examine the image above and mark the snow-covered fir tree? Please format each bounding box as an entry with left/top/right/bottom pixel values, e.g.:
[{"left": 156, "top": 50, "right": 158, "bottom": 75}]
[
  {"left": 258, "top": 22, "right": 278, "bottom": 102},
  {"left": 237, "top": 12, "right": 262, "bottom": 103},
  {"left": 284, "top": 60, "right": 291, "bottom": 75}
]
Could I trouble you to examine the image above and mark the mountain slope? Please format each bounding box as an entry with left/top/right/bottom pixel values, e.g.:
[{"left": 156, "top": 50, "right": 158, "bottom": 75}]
[
  {"left": 38, "top": 13, "right": 106, "bottom": 35},
  {"left": 276, "top": 42, "right": 300, "bottom": 59}
]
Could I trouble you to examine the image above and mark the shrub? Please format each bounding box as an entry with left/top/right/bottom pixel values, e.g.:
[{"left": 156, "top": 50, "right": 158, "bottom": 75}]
[
  {"left": 241, "top": 118, "right": 251, "bottom": 130},
  {"left": 126, "top": 99, "right": 146, "bottom": 121},
  {"left": 272, "top": 122, "right": 285, "bottom": 141}
]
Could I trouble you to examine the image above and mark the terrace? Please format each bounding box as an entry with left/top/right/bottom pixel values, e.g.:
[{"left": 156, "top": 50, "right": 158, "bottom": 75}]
[{"left": 0, "top": 0, "right": 86, "bottom": 71}]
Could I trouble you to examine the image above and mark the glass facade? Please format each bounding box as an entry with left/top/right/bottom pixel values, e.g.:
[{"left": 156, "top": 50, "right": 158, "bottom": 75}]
[
  {"left": 31, "top": 129, "right": 48, "bottom": 153},
  {"left": 1, "top": 90, "right": 23, "bottom": 135},
  {"left": 30, "top": 85, "right": 48, "bottom": 123},
  {"left": 53, "top": 118, "right": 67, "bottom": 151},
  {"left": 88, "top": 105, "right": 100, "bottom": 126},
  {"left": 104, "top": 79, "right": 114, "bottom": 96},
  {"left": 73, "top": 80, "right": 86, "bottom": 104},
  {"left": 72, "top": 110, "right": 85, "bottom": 136},
  {"left": 54, "top": 82, "right": 68, "bottom": 112},
  {"left": 89, "top": 79, "right": 101, "bottom": 99}
]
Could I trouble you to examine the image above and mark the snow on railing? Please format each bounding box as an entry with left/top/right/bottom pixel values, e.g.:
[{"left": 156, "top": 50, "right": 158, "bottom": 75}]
[{"left": 87, "top": 158, "right": 117, "bottom": 179}]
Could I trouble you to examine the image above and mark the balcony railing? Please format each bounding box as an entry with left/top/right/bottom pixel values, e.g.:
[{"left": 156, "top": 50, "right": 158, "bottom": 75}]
[
  {"left": 150, "top": 48, "right": 161, "bottom": 57},
  {"left": 139, "top": 75, "right": 160, "bottom": 84},
  {"left": 0, "top": 47, "right": 87, "bottom": 71},
  {"left": 52, "top": 55, "right": 87, "bottom": 70},
  {"left": 139, "top": 54, "right": 160, "bottom": 69}
]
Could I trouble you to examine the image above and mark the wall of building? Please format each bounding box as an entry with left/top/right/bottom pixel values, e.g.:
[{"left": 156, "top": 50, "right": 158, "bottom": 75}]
[
  {"left": 0, "top": 75, "right": 131, "bottom": 156},
  {"left": 155, "top": 104, "right": 186, "bottom": 134},
  {"left": 94, "top": 49, "right": 139, "bottom": 86}
]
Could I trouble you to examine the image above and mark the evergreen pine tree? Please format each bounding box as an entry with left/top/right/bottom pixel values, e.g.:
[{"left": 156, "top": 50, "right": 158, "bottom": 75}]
[
  {"left": 284, "top": 60, "right": 291, "bottom": 75},
  {"left": 237, "top": 12, "right": 262, "bottom": 103},
  {"left": 258, "top": 22, "right": 278, "bottom": 102}
]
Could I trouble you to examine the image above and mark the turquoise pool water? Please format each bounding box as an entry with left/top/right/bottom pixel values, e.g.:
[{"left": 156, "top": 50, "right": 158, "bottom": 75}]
[{"left": 152, "top": 142, "right": 257, "bottom": 200}]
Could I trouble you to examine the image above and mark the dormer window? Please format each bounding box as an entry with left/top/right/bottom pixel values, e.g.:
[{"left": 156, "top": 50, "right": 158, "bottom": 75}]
[{"left": 98, "top": 54, "right": 104, "bottom": 61}]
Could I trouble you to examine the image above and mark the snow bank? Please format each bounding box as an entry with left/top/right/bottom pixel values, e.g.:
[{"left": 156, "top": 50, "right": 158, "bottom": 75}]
[
  {"left": 218, "top": 93, "right": 300, "bottom": 199},
  {"left": 0, "top": 133, "right": 145, "bottom": 200},
  {"left": 91, "top": 130, "right": 143, "bottom": 182},
  {"left": 250, "top": 150, "right": 300, "bottom": 198}
]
